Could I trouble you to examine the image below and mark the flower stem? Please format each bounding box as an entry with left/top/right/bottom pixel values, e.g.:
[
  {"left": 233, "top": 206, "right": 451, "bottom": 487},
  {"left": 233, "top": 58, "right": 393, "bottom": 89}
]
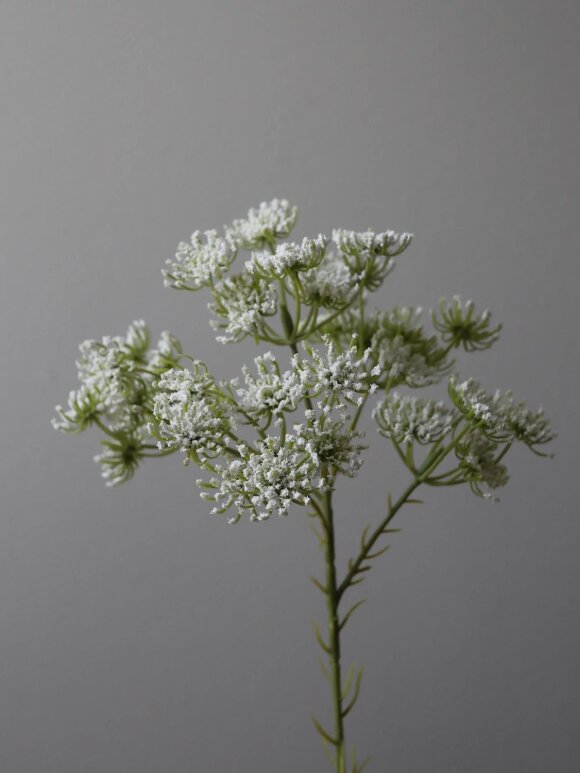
[{"left": 322, "top": 485, "right": 347, "bottom": 773}]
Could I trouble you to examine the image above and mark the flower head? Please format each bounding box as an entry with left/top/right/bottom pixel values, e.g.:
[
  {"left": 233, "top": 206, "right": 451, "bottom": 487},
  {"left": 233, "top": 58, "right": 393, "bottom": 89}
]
[
  {"left": 163, "top": 230, "right": 237, "bottom": 290},
  {"left": 210, "top": 273, "right": 277, "bottom": 344},
  {"left": 332, "top": 228, "right": 413, "bottom": 259},
  {"left": 236, "top": 352, "right": 304, "bottom": 415},
  {"left": 293, "top": 337, "right": 379, "bottom": 404},
  {"left": 227, "top": 199, "right": 298, "bottom": 250},
  {"left": 248, "top": 236, "right": 327, "bottom": 279},
  {"left": 455, "top": 432, "right": 510, "bottom": 498},
  {"left": 374, "top": 394, "right": 457, "bottom": 445},
  {"left": 432, "top": 296, "right": 501, "bottom": 352},
  {"left": 94, "top": 428, "right": 148, "bottom": 487},
  {"left": 294, "top": 408, "right": 366, "bottom": 478},
  {"left": 368, "top": 308, "right": 451, "bottom": 388},
  {"left": 200, "top": 434, "right": 318, "bottom": 523},
  {"left": 151, "top": 365, "right": 233, "bottom": 464},
  {"left": 301, "top": 253, "right": 360, "bottom": 309}
]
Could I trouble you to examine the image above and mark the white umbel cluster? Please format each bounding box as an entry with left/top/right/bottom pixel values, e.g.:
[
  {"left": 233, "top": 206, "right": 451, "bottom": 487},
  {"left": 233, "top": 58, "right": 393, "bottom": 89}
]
[
  {"left": 374, "top": 393, "right": 457, "bottom": 445},
  {"left": 227, "top": 198, "right": 298, "bottom": 250}
]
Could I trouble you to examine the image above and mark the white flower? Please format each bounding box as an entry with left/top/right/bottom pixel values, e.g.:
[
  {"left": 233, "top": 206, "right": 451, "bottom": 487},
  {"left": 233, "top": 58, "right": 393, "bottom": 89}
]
[
  {"left": 294, "top": 408, "right": 366, "bottom": 478},
  {"left": 200, "top": 435, "right": 318, "bottom": 522},
  {"left": 148, "top": 331, "right": 183, "bottom": 371},
  {"left": 456, "top": 432, "right": 509, "bottom": 497},
  {"left": 226, "top": 199, "right": 298, "bottom": 250},
  {"left": 74, "top": 331, "right": 140, "bottom": 430},
  {"left": 236, "top": 352, "right": 304, "bottom": 415},
  {"left": 506, "top": 402, "right": 554, "bottom": 450},
  {"left": 52, "top": 384, "right": 104, "bottom": 432},
  {"left": 332, "top": 228, "right": 413, "bottom": 258},
  {"left": 210, "top": 273, "right": 277, "bottom": 344},
  {"left": 369, "top": 308, "right": 450, "bottom": 388},
  {"left": 374, "top": 394, "right": 457, "bottom": 445},
  {"left": 248, "top": 235, "right": 327, "bottom": 278},
  {"left": 163, "top": 230, "right": 237, "bottom": 290},
  {"left": 293, "top": 338, "right": 377, "bottom": 403},
  {"left": 448, "top": 377, "right": 514, "bottom": 440},
  {"left": 151, "top": 367, "right": 233, "bottom": 463},
  {"left": 301, "top": 252, "right": 360, "bottom": 309}
]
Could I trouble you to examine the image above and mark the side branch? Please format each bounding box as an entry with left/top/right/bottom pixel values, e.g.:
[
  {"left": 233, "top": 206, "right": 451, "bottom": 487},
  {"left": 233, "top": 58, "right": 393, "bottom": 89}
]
[{"left": 337, "top": 478, "right": 422, "bottom": 600}]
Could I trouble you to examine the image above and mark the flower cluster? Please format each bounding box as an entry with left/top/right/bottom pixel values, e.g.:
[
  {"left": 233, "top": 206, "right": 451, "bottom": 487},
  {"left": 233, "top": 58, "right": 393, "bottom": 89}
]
[
  {"left": 248, "top": 235, "right": 327, "bottom": 279},
  {"left": 163, "top": 230, "right": 237, "bottom": 290},
  {"left": 227, "top": 198, "right": 298, "bottom": 250},
  {"left": 150, "top": 366, "right": 233, "bottom": 464},
  {"left": 235, "top": 352, "right": 304, "bottom": 415},
  {"left": 301, "top": 253, "right": 360, "bottom": 309},
  {"left": 294, "top": 407, "right": 366, "bottom": 478},
  {"left": 332, "top": 228, "right": 413, "bottom": 292},
  {"left": 54, "top": 198, "right": 553, "bottom": 522},
  {"left": 332, "top": 228, "right": 413, "bottom": 259},
  {"left": 432, "top": 296, "right": 501, "bottom": 352},
  {"left": 94, "top": 427, "right": 149, "bottom": 487},
  {"left": 53, "top": 320, "right": 183, "bottom": 484},
  {"left": 368, "top": 308, "right": 451, "bottom": 387},
  {"left": 209, "top": 273, "right": 277, "bottom": 344},
  {"left": 199, "top": 434, "right": 319, "bottom": 523},
  {"left": 374, "top": 394, "right": 457, "bottom": 445},
  {"left": 448, "top": 376, "right": 554, "bottom": 452},
  {"left": 455, "top": 432, "right": 510, "bottom": 498},
  {"left": 52, "top": 320, "right": 177, "bottom": 433},
  {"left": 293, "top": 338, "right": 380, "bottom": 405}
]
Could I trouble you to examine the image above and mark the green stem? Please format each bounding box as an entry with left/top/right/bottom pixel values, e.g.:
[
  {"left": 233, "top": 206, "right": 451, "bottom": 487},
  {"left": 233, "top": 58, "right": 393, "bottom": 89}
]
[
  {"left": 357, "top": 289, "right": 365, "bottom": 355},
  {"left": 322, "top": 485, "right": 347, "bottom": 773},
  {"left": 338, "top": 477, "right": 421, "bottom": 600}
]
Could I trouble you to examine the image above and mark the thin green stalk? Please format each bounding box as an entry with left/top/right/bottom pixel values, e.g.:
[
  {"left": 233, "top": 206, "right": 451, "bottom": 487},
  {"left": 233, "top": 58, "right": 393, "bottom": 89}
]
[
  {"left": 322, "top": 484, "right": 347, "bottom": 773},
  {"left": 338, "top": 477, "right": 421, "bottom": 600}
]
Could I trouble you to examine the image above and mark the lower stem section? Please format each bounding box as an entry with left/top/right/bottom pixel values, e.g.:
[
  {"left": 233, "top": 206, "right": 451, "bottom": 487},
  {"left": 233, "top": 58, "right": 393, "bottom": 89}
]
[{"left": 323, "top": 487, "right": 347, "bottom": 773}]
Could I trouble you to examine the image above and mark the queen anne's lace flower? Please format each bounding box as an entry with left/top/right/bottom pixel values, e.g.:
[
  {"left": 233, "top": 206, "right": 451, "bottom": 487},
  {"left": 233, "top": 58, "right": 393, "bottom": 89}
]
[
  {"left": 200, "top": 435, "right": 319, "bottom": 522},
  {"left": 449, "top": 376, "right": 555, "bottom": 452},
  {"left": 148, "top": 331, "right": 183, "bottom": 371},
  {"left": 432, "top": 296, "right": 501, "bottom": 352},
  {"left": 65, "top": 320, "right": 159, "bottom": 432},
  {"left": 151, "top": 366, "right": 233, "bottom": 463},
  {"left": 333, "top": 228, "right": 413, "bottom": 258},
  {"left": 52, "top": 384, "right": 104, "bottom": 433},
  {"left": 94, "top": 427, "right": 149, "bottom": 487},
  {"left": 163, "top": 230, "right": 237, "bottom": 290},
  {"left": 293, "top": 338, "right": 379, "bottom": 405},
  {"left": 301, "top": 253, "right": 360, "bottom": 309},
  {"left": 236, "top": 352, "right": 304, "bottom": 415},
  {"left": 506, "top": 402, "right": 554, "bottom": 451},
  {"left": 448, "top": 377, "right": 514, "bottom": 441},
  {"left": 368, "top": 308, "right": 450, "bottom": 388},
  {"left": 455, "top": 432, "right": 510, "bottom": 497},
  {"left": 248, "top": 236, "right": 327, "bottom": 279},
  {"left": 374, "top": 394, "right": 457, "bottom": 445},
  {"left": 227, "top": 199, "right": 298, "bottom": 250},
  {"left": 210, "top": 273, "right": 277, "bottom": 344},
  {"left": 53, "top": 320, "right": 185, "bottom": 483},
  {"left": 294, "top": 408, "right": 366, "bottom": 478}
]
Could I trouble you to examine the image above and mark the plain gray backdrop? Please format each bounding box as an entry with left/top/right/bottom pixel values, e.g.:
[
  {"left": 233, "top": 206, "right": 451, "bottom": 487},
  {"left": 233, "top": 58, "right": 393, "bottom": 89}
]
[{"left": 1, "top": 1, "right": 578, "bottom": 771}]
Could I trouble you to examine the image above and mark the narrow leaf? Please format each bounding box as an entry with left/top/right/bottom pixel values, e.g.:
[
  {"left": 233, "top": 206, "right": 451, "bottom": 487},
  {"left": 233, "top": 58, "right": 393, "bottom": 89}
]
[
  {"left": 311, "top": 716, "right": 338, "bottom": 746},
  {"left": 342, "top": 669, "right": 363, "bottom": 718},
  {"left": 339, "top": 599, "right": 366, "bottom": 632},
  {"left": 310, "top": 576, "right": 328, "bottom": 596},
  {"left": 311, "top": 622, "right": 332, "bottom": 655},
  {"left": 366, "top": 545, "right": 389, "bottom": 560}
]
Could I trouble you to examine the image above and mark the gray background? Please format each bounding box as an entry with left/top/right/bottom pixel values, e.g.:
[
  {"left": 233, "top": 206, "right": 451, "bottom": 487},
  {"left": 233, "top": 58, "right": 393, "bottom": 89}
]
[{"left": 1, "top": 1, "right": 578, "bottom": 771}]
